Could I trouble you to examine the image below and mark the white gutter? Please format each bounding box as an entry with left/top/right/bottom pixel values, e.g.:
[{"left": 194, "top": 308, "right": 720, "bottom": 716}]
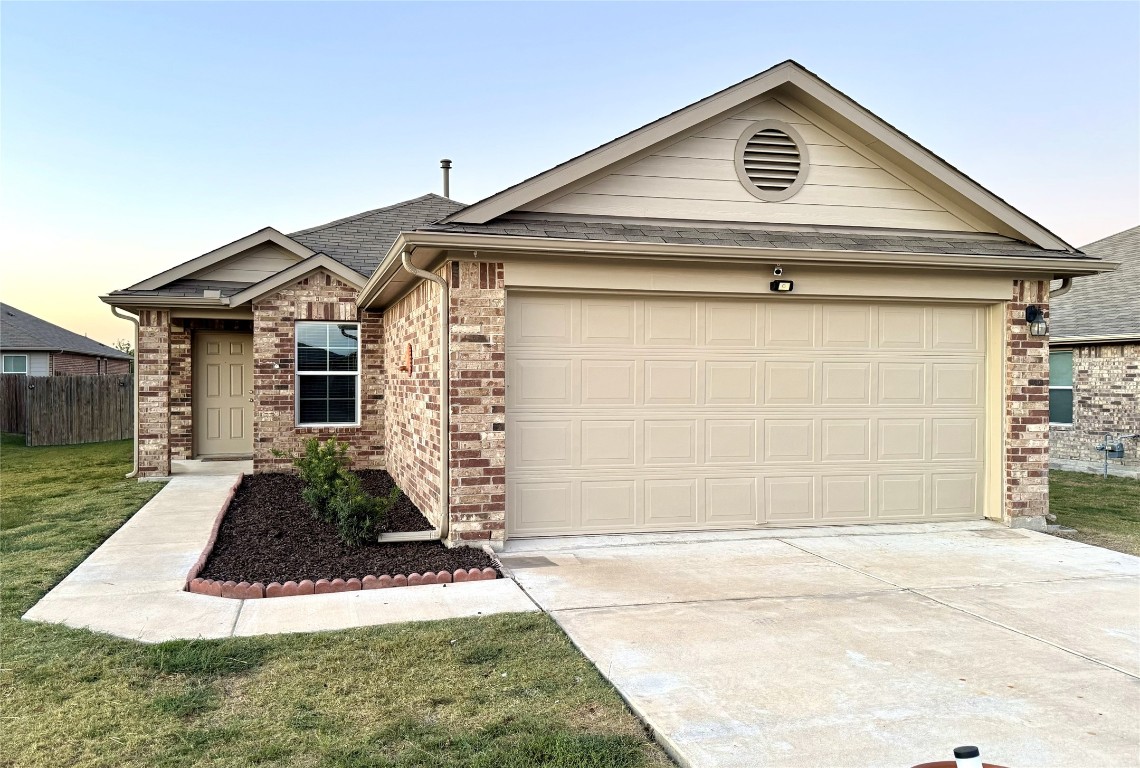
[
  {"left": 110, "top": 306, "right": 140, "bottom": 479},
  {"left": 399, "top": 250, "right": 451, "bottom": 542}
]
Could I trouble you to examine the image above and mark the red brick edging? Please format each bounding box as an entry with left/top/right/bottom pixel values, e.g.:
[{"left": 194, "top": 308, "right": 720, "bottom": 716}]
[
  {"left": 184, "top": 473, "right": 499, "bottom": 600},
  {"left": 187, "top": 567, "right": 500, "bottom": 599}
]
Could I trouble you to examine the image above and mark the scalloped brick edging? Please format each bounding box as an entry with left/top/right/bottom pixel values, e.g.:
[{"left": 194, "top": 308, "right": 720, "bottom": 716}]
[{"left": 187, "top": 568, "right": 499, "bottom": 599}]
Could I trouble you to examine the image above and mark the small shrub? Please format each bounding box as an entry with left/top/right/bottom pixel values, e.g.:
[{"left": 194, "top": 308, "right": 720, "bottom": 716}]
[
  {"left": 328, "top": 473, "right": 401, "bottom": 546},
  {"left": 274, "top": 438, "right": 347, "bottom": 521}
]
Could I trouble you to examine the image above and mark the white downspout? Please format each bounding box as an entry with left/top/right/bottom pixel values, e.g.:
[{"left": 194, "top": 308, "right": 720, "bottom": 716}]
[
  {"left": 110, "top": 306, "right": 140, "bottom": 478},
  {"left": 1050, "top": 277, "right": 1073, "bottom": 298},
  {"left": 400, "top": 250, "right": 450, "bottom": 542}
]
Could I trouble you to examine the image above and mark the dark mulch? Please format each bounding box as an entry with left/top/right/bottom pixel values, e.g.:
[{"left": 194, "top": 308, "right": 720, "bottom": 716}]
[
  {"left": 357, "top": 470, "right": 435, "bottom": 533},
  {"left": 199, "top": 472, "right": 496, "bottom": 584}
]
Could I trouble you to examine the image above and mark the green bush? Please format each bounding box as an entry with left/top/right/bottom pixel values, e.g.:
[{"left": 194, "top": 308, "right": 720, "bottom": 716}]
[
  {"left": 275, "top": 438, "right": 347, "bottom": 521},
  {"left": 327, "top": 473, "right": 402, "bottom": 546}
]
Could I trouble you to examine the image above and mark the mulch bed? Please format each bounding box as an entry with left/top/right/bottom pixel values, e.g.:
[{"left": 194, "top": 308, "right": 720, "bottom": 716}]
[{"left": 199, "top": 472, "right": 496, "bottom": 584}]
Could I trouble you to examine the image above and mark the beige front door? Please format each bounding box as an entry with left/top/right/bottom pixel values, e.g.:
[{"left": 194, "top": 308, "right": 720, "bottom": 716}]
[
  {"left": 194, "top": 333, "right": 254, "bottom": 457},
  {"left": 506, "top": 293, "right": 988, "bottom": 536}
]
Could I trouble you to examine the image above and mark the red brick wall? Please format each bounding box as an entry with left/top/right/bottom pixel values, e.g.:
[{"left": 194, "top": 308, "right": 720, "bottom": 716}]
[
  {"left": 51, "top": 352, "right": 131, "bottom": 375},
  {"left": 137, "top": 310, "right": 171, "bottom": 477},
  {"left": 447, "top": 261, "right": 506, "bottom": 545},
  {"left": 383, "top": 267, "right": 444, "bottom": 528},
  {"left": 252, "top": 270, "right": 384, "bottom": 473},
  {"left": 1050, "top": 343, "right": 1140, "bottom": 468},
  {"left": 1005, "top": 279, "right": 1050, "bottom": 528},
  {"left": 169, "top": 324, "right": 193, "bottom": 460}
]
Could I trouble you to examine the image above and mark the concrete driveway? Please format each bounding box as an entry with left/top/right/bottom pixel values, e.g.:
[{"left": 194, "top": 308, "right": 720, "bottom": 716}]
[{"left": 499, "top": 522, "right": 1140, "bottom": 768}]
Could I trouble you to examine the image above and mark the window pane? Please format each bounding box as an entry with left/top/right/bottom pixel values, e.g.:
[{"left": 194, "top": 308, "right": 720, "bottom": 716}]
[
  {"left": 297, "top": 346, "right": 328, "bottom": 372},
  {"left": 3, "top": 356, "right": 27, "bottom": 373},
  {"left": 1049, "top": 352, "right": 1073, "bottom": 387},
  {"left": 1049, "top": 388, "right": 1073, "bottom": 424},
  {"left": 296, "top": 324, "right": 328, "bottom": 350},
  {"left": 330, "top": 324, "right": 359, "bottom": 348},
  {"left": 327, "top": 349, "right": 358, "bottom": 372},
  {"left": 297, "top": 374, "right": 357, "bottom": 424}
]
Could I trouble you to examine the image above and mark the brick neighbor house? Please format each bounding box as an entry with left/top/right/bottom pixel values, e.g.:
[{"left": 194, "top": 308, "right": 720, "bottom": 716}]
[
  {"left": 1048, "top": 226, "right": 1140, "bottom": 474},
  {"left": 103, "top": 61, "right": 1114, "bottom": 545},
  {"left": 1, "top": 303, "right": 132, "bottom": 376}
]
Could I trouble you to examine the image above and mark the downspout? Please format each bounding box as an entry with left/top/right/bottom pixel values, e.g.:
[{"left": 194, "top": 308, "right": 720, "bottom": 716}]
[
  {"left": 400, "top": 250, "right": 450, "bottom": 542},
  {"left": 110, "top": 306, "right": 140, "bottom": 478},
  {"left": 1050, "top": 277, "right": 1073, "bottom": 298}
]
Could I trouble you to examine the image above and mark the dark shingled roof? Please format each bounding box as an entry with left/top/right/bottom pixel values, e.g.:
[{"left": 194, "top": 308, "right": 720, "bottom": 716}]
[
  {"left": 108, "top": 279, "right": 253, "bottom": 300},
  {"left": 1050, "top": 225, "right": 1140, "bottom": 340},
  {"left": 0, "top": 303, "right": 131, "bottom": 358},
  {"left": 425, "top": 216, "right": 1083, "bottom": 259},
  {"left": 290, "top": 194, "right": 465, "bottom": 276}
]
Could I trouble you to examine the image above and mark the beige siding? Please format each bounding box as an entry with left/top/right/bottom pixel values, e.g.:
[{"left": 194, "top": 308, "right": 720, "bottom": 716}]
[
  {"left": 196, "top": 243, "right": 303, "bottom": 283},
  {"left": 523, "top": 97, "right": 979, "bottom": 232}
]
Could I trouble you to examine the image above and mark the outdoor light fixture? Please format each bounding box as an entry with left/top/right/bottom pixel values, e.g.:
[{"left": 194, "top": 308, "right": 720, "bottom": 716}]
[
  {"left": 770, "top": 279, "right": 794, "bottom": 293},
  {"left": 1025, "top": 305, "right": 1048, "bottom": 336}
]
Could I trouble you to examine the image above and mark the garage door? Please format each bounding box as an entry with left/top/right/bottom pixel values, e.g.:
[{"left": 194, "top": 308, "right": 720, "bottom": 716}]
[{"left": 506, "top": 293, "right": 987, "bottom": 536}]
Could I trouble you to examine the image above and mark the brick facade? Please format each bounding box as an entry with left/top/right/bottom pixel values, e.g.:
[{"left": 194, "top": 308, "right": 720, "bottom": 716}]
[
  {"left": 169, "top": 324, "right": 193, "bottom": 460},
  {"left": 50, "top": 352, "right": 131, "bottom": 375},
  {"left": 137, "top": 310, "right": 171, "bottom": 477},
  {"left": 1004, "top": 280, "right": 1051, "bottom": 529},
  {"left": 383, "top": 269, "right": 444, "bottom": 528},
  {"left": 1050, "top": 342, "right": 1140, "bottom": 468},
  {"left": 252, "top": 270, "right": 385, "bottom": 473},
  {"left": 447, "top": 261, "right": 506, "bottom": 545}
]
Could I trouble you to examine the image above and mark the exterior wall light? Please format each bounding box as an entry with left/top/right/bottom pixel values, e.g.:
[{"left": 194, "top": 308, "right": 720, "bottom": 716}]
[{"left": 1025, "top": 305, "right": 1048, "bottom": 337}]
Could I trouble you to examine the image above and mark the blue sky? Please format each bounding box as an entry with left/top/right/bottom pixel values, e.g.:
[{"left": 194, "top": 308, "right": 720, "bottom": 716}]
[{"left": 2, "top": 1, "right": 1137, "bottom": 345}]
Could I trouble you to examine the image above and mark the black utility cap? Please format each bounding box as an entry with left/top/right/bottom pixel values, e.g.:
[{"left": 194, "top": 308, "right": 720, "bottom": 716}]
[{"left": 954, "top": 746, "right": 981, "bottom": 759}]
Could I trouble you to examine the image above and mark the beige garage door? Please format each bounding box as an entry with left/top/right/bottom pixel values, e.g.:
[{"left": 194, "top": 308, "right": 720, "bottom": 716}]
[{"left": 506, "top": 293, "right": 987, "bottom": 536}]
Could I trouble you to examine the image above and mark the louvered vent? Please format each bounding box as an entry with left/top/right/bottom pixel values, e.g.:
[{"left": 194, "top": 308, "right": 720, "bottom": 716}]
[{"left": 742, "top": 128, "right": 801, "bottom": 192}]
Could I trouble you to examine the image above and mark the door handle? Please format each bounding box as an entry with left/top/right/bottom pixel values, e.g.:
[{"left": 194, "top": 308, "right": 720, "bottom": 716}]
[{"left": 248, "top": 398, "right": 254, "bottom": 403}]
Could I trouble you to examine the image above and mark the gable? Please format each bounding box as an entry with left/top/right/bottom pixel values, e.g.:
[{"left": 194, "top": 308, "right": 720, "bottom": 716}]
[
  {"left": 194, "top": 242, "right": 304, "bottom": 283},
  {"left": 447, "top": 61, "right": 1072, "bottom": 251},
  {"left": 522, "top": 96, "right": 980, "bottom": 232}
]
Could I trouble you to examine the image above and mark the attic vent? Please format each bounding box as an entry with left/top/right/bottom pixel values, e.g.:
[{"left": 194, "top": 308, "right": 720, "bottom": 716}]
[{"left": 734, "top": 119, "right": 809, "bottom": 202}]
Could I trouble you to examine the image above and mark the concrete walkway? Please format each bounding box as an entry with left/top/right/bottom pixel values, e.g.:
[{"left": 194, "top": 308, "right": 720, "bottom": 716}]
[
  {"left": 22, "top": 473, "right": 535, "bottom": 643},
  {"left": 501, "top": 524, "right": 1140, "bottom": 768}
]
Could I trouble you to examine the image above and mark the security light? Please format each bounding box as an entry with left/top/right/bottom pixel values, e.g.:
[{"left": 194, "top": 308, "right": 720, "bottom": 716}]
[
  {"left": 770, "top": 280, "right": 794, "bottom": 293},
  {"left": 1025, "top": 305, "right": 1048, "bottom": 337}
]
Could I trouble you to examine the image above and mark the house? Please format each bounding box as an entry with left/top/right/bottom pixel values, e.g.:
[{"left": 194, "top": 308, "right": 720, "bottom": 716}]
[
  {"left": 1, "top": 303, "right": 132, "bottom": 376},
  {"left": 102, "top": 60, "right": 1112, "bottom": 545},
  {"left": 1048, "top": 226, "right": 1140, "bottom": 473}
]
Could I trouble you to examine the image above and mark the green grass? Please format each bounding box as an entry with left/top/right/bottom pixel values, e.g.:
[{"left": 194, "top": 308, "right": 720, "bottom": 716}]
[
  {"left": 0, "top": 434, "right": 669, "bottom": 768},
  {"left": 1049, "top": 470, "right": 1140, "bottom": 556}
]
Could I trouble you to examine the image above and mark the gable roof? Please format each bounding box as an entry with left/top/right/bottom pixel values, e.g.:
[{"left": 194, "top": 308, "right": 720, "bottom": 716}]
[
  {"left": 0, "top": 303, "right": 131, "bottom": 359},
  {"left": 130, "top": 227, "right": 314, "bottom": 291},
  {"left": 443, "top": 60, "right": 1073, "bottom": 252},
  {"left": 1050, "top": 225, "right": 1140, "bottom": 341},
  {"left": 290, "top": 194, "right": 465, "bottom": 276}
]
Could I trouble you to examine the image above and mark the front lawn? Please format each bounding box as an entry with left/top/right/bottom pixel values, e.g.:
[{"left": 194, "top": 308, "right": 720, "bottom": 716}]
[
  {"left": 1049, "top": 469, "right": 1140, "bottom": 556},
  {"left": 0, "top": 434, "right": 669, "bottom": 767}
]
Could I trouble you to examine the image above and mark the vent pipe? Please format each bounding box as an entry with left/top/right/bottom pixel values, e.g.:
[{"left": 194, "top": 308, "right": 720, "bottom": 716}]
[{"left": 440, "top": 158, "right": 452, "bottom": 199}]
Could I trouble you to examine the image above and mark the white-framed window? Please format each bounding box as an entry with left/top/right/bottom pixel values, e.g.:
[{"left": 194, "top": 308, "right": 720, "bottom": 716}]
[
  {"left": 2, "top": 354, "right": 28, "bottom": 375},
  {"left": 295, "top": 322, "right": 360, "bottom": 426},
  {"left": 1049, "top": 350, "right": 1073, "bottom": 425}
]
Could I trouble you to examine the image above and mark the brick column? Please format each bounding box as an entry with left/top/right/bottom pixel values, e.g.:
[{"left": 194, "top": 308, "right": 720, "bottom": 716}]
[
  {"left": 137, "top": 309, "right": 171, "bottom": 477},
  {"left": 169, "top": 322, "right": 193, "bottom": 459},
  {"left": 447, "top": 261, "right": 506, "bottom": 546},
  {"left": 1005, "top": 279, "right": 1050, "bottom": 528}
]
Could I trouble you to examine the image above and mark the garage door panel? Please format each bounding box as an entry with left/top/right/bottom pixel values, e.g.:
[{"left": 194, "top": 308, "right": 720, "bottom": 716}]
[{"left": 507, "top": 295, "right": 987, "bottom": 535}]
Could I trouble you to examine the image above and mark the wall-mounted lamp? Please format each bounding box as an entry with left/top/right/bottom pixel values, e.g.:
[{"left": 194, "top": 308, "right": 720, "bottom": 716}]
[{"left": 1025, "top": 305, "right": 1048, "bottom": 337}]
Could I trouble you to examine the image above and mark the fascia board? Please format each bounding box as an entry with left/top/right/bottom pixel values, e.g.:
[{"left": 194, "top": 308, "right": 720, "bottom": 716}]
[{"left": 130, "top": 228, "right": 316, "bottom": 290}]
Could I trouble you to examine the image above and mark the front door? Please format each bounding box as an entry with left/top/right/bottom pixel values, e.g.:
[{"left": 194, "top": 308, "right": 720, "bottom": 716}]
[{"left": 194, "top": 333, "right": 254, "bottom": 457}]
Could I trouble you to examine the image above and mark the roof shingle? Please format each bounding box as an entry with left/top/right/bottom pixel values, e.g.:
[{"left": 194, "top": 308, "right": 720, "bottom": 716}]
[
  {"left": 1050, "top": 226, "right": 1140, "bottom": 340},
  {"left": 0, "top": 303, "right": 131, "bottom": 358}
]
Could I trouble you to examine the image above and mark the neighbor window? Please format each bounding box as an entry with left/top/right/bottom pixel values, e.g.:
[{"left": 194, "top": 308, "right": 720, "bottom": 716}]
[
  {"left": 296, "top": 322, "right": 359, "bottom": 426},
  {"left": 2, "top": 354, "right": 28, "bottom": 375},
  {"left": 1049, "top": 351, "right": 1073, "bottom": 425}
]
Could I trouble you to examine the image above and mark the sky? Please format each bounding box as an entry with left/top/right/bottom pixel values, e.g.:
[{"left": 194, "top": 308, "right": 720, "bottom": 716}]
[{"left": 2, "top": 1, "right": 1137, "bottom": 347}]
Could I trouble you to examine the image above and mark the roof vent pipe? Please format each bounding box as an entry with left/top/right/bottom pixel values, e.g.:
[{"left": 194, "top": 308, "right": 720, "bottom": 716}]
[{"left": 440, "top": 159, "right": 452, "bottom": 199}]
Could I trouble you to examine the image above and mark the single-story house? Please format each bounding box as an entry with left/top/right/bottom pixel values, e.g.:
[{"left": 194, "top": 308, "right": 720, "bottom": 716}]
[
  {"left": 1048, "top": 225, "right": 1139, "bottom": 472},
  {"left": 103, "top": 60, "right": 1113, "bottom": 545},
  {"left": 1, "top": 303, "right": 132, "bottom": 376}
]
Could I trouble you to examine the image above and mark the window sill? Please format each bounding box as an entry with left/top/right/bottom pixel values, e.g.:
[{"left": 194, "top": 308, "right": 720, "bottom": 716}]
[
  {"left": 1049, "top": 423, "right": 1074, "bottom": 429},
  {"left": 296, "top": 423, "right": 362, "bottom": 429}
]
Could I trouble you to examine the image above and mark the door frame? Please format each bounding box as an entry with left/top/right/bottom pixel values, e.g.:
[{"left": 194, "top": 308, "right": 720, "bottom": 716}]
[{"left": 192, "top": 330, "right": 255, "bottom": 458}]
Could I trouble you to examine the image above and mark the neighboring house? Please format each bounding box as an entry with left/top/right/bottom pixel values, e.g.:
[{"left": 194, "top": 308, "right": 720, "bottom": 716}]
[
  {"left": 103, "top": 60, "right": 1110, "bottom": 543},
  {"left": 1048, "top": 226, "right": 1140, "bottom": 471},
  {"left": 0, "top": 303, "right": 132, "bottom": 376}
]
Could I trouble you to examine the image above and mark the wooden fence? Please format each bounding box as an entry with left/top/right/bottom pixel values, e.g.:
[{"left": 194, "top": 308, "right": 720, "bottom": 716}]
[{"left": 1, "top": 373, "right": 133, "bottom": 446}]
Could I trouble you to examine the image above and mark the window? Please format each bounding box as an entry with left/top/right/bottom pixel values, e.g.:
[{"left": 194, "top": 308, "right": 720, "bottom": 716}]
[
  {"left": 2, "top": 354, "right": 28, "bottom": 375},
  {"left": 296, "top": 322, "right": 359, "bottom": 425},
  {"left": 1049, "top": 351, "right": 1073, "bottom": 425}
]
